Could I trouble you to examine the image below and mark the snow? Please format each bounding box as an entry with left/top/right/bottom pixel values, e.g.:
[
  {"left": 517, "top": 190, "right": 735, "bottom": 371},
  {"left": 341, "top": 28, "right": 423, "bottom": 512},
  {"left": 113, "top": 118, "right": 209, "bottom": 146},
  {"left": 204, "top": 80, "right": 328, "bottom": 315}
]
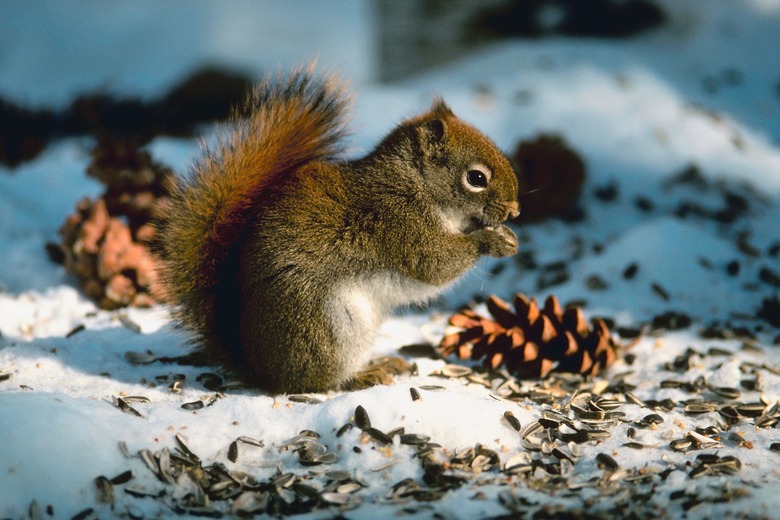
[{"left": 2, "top": 1, "right": 780, "bottom": 519}]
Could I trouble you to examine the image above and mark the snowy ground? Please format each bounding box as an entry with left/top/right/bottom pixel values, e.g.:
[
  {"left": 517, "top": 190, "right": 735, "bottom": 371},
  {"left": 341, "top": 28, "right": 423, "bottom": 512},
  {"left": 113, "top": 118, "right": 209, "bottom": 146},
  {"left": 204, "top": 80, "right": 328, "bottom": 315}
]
[{"left": 2, "top": 1, "right": 780, "bottom": 519}]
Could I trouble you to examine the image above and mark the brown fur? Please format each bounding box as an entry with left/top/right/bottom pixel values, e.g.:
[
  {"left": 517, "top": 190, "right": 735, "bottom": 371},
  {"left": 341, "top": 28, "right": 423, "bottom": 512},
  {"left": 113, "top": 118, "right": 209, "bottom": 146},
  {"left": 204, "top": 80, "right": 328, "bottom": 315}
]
[{"left": 156, "top": 68, "right": 519, "bottom": 393}]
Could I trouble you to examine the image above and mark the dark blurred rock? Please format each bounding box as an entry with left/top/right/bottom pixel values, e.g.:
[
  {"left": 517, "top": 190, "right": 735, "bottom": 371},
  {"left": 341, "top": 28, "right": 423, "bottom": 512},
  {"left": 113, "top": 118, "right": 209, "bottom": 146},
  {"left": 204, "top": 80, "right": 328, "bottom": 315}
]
[
  {"left": 1, "top": 66, "right": 253, "bottom": 169},
  {"left": 473, "top": 0, "right": 666, "bottom": 39},
  {"left": 511, "top": 134, "right": 586, "bottom": 222}
]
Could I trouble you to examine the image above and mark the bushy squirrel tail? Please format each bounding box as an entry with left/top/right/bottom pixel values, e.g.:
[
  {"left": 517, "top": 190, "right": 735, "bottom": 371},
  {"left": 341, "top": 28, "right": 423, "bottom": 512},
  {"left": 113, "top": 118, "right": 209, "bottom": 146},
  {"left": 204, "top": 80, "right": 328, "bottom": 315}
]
[{"left": 156, "top": 66, "right": 350, "bottom": 351}]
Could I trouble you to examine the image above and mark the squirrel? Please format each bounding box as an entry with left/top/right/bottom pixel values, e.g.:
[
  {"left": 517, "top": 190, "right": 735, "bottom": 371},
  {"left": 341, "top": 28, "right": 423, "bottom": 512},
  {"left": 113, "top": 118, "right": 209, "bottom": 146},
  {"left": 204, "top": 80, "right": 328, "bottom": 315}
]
[{"left": 156, "top": 67, "right": 520, "bottom": 394}]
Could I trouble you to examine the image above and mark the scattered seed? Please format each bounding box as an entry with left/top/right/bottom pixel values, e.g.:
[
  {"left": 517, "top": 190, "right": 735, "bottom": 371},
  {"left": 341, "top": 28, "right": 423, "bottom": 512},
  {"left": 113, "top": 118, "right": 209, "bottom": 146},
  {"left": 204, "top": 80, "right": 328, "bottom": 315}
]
[
  {"left": 122, "top": 396, "right": 150, "bottom": 404},
  {"left": 684, "top": 402, "right": 717, "bottom": 415},
  {"left": 118, "top": 314, "right": 142, "bottom": 333},
  {"left": 640, "top": 413, "right": 664, "bottom": 425},
  {"left": 596, "top": 453, "right": 619, "bottom": 471},
  {"left": 419, "top": 385, "right": 446, "bottom": 391},
  {"left": 471, "top": 453, "right": 493, "bottom": 470},
  {"left": 592, "top": 397, "right": 622, "bottom": 411},
  {"left": 688, "top": 430, "right": 723, "bottom": 449},
  {"left": 650, "top": 282, "right": 670, "bottom": 301},
  {"left": 237, "top": 436, "right": 264, "bottom": 447},
  {"left": 117, "top": 441, "right": 131, "bottom": 459},
  {"left": 585, "top": 274, "right": 609, "bottom": 291},
  {"left": 441, "top": 364, "right": 472, "bottom": 378},
  {"left": 181, "top": 400, "right": 204, "bottom": 411},
  {"left": 109, "top": 470, "right": 133, "bottom": 485},
  {"left": 228, "top": 441, "right": 238, "bottom": 462},
  {"left": 320, "top": 492, "right": 355, "bottom": 505},
  {"left": 400, "top": 433, "right": 430, "bottom": 446},
  {"left": 710, "top": 386, "right": 741, "bottom": 399},
  {"left": 551, "top": 447, "right": 573, "bottom": 462},
  {"left": 231, "top": 491, "right": 268, "bottom": 515},
  {"left": 196, "top": 372, "right": 223, "bottom": 391},
  {"left": 354, "top": 405, "right": 371, "bottom": 430},
  {"left": 709, "top": 347, "right": 733, "bottom": 356},
  {"left": 594, "top": 182, "right": 619, "bottom": 202},
  {"left": 718, "top": 405, "right": 740, "bottom": 421},
  {"left": 503, "top": 411, "right": 521, "bottom": 431},
  {"left": 571, "top": 405, "right": 606, "bottom": 421},
  {"left": 325, "top": 470, "right": 351, "bottom": 481},
  {"left": 504, "top": 452, "right": 534, "bottom": 475},
  {"left": 371, "top": 458, "right": 400, "bottom": 472},
  {"left": 466, "top": 373, "right": 492, "bottom": 388},
  {"left": 112, "top": 397, "right": 142, "bottom": 417},
  {"left": 410, "top": 387, "right": 422, "bottom": 401},
  {"left": 739, "top": 378, "right": 758, "bottom": 391},
  {"left": 625, "top": 393, "right": 646, "bottom": 407},
  {"left": 728, "top": 432, "right": 752, "bottom": 448},
  {"left": 94, "top": 476, "right": 113, "bottom": 504},
  {"left": 124, "top": 351, "right": 155, "bottom": 365},
  {"left": 652, "top": 311, "right": 691, "bottom": 331},
  {"left": 538, "top": 417, "right": 560, "bottom": 430},
  {"left": 760, "top": 266, "right": 780, "bottom": 288},
  {"left": 365, "top": 427, "right": 392, "bottom": 445},
  {"left": 736, "top": 402, "right": 766, "bottom": 417},
  {"left": 634, "top": 196, "right": 654, "bottom": 212},
  {"left": 387, "top": 427, "right": 405, "bottom": 439},
  {"left": 288, "top": 394, "right": 324, "bottom": 404},
  {"left": 313, "top": 452, "right": 339, "bottom": 465},
  {"left": 71, "top": 508, "right": 97, "bottom": 520},
  {"left": 670, "top": 438, "right": 693, "bottom": 452},
  {"left": 336, "top": 423, "right": 353, "bottom": 437},
  {"left": 271, "top": 472, "right": 296, "bottom": 489},
  {"left": 398, "top": 343, "right": 439, "bottom": 359},
  {"left": 65, "top": 324, "right": 86, "bottom": 338},
  {"left": 0, "top": 366, "right": 12, "bottom": 383}
]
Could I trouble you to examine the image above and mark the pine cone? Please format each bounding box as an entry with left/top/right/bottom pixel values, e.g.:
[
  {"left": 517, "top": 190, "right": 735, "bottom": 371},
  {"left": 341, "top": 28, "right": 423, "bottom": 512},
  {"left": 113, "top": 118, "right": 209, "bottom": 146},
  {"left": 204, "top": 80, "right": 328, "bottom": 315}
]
[
  {"left": 58, "top": 137, "right": 172, "bottom": 309},
  {"left": 440, "top": 293, "right": 619, "bottom": 378}
]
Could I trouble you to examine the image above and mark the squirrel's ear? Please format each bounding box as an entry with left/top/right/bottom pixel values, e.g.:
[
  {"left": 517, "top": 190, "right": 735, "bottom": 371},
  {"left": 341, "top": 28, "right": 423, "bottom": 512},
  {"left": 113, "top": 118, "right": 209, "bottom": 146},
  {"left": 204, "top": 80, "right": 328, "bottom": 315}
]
[
  {"left": 415, "top": 98, "right": 453, "bottom": 159},
  {"left": 430, "top": 98, "right": 455, "bottom": 117},
  {"left": 416, "top": 117, "right": 448, "bottom": 158}
]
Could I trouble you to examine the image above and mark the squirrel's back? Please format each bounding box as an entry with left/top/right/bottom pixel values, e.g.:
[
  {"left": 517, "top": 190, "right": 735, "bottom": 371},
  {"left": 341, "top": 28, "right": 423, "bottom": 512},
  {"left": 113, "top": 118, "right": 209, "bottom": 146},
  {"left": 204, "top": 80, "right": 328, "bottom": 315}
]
[{"left": 156, "top": 68, "right": 350, "bottom": 361}]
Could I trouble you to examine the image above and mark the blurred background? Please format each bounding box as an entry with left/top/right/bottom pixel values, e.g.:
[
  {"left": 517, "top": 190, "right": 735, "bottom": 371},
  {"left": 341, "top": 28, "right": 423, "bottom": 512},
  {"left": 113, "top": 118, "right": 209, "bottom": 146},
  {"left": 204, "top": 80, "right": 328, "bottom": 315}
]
[
  {"left": 3, "top": 0, "right": 779, "bottom": 170},
  {"left": 0, "top": 0, "right": 671, "bottom": 105}
]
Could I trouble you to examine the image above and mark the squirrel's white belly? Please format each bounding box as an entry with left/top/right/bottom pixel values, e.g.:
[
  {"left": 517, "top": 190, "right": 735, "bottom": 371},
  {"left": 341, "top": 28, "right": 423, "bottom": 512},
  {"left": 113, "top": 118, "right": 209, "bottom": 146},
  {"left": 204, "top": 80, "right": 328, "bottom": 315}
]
[{"left": 326, "top": 272, "right": 447, "bottom": 373}]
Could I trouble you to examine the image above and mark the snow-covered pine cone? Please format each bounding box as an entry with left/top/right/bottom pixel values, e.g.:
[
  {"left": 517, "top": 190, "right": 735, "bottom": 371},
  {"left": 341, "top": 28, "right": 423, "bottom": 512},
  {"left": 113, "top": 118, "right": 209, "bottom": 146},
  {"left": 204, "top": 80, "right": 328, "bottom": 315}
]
[{"left": 58, "top": 137, "right": 172, "bottom": 309}]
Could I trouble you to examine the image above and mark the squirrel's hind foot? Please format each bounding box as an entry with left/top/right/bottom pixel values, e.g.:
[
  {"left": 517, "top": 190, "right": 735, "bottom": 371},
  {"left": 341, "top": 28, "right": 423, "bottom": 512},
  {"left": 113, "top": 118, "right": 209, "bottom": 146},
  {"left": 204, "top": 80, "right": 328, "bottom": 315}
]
[{"left": 342, "top": 356, "right": 415, "bottom": 391}]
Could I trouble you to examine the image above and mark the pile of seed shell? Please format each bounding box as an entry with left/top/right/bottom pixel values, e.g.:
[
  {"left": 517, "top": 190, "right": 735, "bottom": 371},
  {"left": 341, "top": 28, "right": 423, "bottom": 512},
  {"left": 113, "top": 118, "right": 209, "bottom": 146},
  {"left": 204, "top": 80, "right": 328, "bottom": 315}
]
[
  {"left": 440, "top": 293, "right": 620, "bottom": 378},
  {"left": 104, "top": 404, "right": 503, "bottom": 516},
  {"left": 90, "top": 347, "right": 780, "bottom": 520},
  {"left": 107, "top": 432, "right": 365, "bottom": 516},
  {"left": 57, "top": 137, "right": 172, "bottom": 309}
]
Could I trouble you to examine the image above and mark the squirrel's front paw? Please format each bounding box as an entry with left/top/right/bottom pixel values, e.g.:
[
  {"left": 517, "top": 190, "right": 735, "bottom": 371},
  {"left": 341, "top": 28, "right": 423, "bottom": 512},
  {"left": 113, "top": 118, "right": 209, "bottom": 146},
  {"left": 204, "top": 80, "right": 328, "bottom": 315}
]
[{"left": 477, "top": 225, "right": 518, "bottom": 258}]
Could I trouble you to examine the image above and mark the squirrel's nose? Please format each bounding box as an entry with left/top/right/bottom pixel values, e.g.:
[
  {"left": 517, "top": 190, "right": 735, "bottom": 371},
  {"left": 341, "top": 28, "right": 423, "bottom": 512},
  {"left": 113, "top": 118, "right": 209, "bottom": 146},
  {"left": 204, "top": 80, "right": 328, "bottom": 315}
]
[{"left": 506, "top": 200, "right": 520, "bottom": 219}]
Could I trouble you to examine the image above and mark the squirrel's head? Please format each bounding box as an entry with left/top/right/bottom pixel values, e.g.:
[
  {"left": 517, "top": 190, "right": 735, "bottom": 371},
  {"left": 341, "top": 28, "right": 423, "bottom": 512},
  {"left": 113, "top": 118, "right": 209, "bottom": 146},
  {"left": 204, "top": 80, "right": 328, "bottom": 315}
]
[{"left": 406, "top": 100, "right": 519, "bottom": 234}]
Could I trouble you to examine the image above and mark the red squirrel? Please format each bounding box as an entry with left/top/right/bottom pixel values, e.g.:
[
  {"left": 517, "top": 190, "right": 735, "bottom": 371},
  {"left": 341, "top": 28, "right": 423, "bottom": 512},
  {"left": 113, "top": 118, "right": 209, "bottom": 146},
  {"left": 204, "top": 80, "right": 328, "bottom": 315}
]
[{"left": 156, "top": 68, "right": 519, "bottom": 393}]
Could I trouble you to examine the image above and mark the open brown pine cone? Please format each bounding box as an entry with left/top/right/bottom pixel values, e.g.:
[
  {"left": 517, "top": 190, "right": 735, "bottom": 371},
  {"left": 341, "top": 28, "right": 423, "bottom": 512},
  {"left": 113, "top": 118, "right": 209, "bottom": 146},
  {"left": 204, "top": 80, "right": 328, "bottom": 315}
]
[{"left": 440, "top": 293, "right": 619, "bottom": 378}]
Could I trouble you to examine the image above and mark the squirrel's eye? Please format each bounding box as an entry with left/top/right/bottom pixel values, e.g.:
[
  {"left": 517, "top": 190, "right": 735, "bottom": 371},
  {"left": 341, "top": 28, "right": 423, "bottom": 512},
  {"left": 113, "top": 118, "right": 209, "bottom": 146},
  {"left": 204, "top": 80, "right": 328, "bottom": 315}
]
[{"left": 463, "top": 165, "right": 491, "bottom": 193}]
